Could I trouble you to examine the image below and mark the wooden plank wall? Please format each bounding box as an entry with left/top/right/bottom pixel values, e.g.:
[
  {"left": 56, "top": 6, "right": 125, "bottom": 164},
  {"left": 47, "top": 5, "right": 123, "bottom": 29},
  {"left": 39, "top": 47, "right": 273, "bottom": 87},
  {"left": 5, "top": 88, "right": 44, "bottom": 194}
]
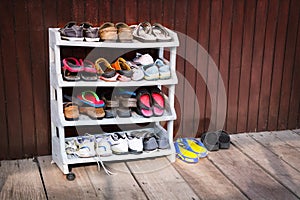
[{"left": 0, "top": 0, "right": 299, "bottom": 159}]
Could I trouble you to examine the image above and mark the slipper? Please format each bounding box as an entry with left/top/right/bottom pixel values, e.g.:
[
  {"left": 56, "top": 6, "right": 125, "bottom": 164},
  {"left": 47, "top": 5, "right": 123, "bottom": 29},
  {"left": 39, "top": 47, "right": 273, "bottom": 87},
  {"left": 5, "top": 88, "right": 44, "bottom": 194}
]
[
  {"left": 152, "top": 23, "right": 172, "bottom": 42},
  {"left": 115, "top": 22, "right": 133, "bottom": 42},
  {"left": 80, "top": 59, "right": 98, "bottom": 81},
  {"left": 149, "top": 87, "right": 165, "bottom": 116},
  {"left": 62, "top": 57, "right": 84, "bottom": 81},
  {"left": 180, "top": 138, "right": 208, "bottom": 158},
  {"left": 99, "top": 22, "right": 118, "bottom": 41},
  {"left": 136, "top": 88, "right": 153, "bottom": 117},
  {"left": 76, "top": 91, "right": 105, "bottom": 108},
  {"left": 79, "top": 106, "right": 105, "bottom": 119},
  {"left": 174, "top": 140, "right": 199, "bottom": 163},
  {"left": 201, "top": 131, "right": 220, "bottom": 151},
  {"left": 63, "top": 102, "right": 79, "bottom": 121},
  {"left": 111, "top": 57, "right": 133, "bottom": 78},
  {"left": 131, "top": 22, "right": 156, "bottom": 42}
]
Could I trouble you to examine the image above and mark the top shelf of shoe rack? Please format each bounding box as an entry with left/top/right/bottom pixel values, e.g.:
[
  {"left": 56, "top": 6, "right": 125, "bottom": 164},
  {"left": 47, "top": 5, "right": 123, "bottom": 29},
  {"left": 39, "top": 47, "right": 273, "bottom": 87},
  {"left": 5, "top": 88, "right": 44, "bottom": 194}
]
[{"left": 48, "top": 28, "right": 179, "bottom": 48}]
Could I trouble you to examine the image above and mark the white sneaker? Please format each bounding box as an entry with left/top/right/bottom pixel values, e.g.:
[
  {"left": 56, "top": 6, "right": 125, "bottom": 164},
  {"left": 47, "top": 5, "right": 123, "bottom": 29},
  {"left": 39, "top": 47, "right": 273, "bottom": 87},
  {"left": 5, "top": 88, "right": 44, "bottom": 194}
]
[
  {"left": 107, "top": 133, "right": 128, "bottom": 155},
  {"left": 126, "top": 133, "right": 143, "bottom": 154},
  {"left": 95, "top": 136, "right": 112, "bottom": 157},
  {"left": 75, "top": 135, "right": 96, "bottom": 158}
]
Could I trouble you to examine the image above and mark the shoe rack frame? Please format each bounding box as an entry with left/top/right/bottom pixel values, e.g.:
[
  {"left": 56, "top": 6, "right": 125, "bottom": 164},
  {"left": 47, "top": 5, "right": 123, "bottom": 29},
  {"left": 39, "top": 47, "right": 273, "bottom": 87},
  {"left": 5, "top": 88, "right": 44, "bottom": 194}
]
[{"left": 48, "top": 28, "right": 179, "bottom": 176}]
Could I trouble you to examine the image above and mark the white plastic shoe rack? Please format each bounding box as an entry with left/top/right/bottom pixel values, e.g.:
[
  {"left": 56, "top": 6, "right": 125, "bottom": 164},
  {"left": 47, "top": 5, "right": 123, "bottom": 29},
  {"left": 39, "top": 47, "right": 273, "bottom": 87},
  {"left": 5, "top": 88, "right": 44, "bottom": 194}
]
[{"left": 48, "top": 28, "right": 179, "bottom": 176}]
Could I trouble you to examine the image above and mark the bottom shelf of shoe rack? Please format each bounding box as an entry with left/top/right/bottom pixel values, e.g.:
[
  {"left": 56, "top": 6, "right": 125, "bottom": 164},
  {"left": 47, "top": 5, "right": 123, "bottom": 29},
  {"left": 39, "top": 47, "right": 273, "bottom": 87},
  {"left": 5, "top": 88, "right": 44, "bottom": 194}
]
[{"left": 52, "top": 124, "right": 176, "bottom": 174}]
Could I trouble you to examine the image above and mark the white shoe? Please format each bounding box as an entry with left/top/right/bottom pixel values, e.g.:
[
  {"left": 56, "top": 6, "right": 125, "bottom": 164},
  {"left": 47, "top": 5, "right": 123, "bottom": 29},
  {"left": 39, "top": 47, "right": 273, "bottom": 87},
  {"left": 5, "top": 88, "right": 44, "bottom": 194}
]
[
  {"left": 95, "top": 136, "right": 112, "bottom": 157},
  {"left": 126, "top": 133, "right": 143, "bottom": 154},
  {"left": 75, "top": 135, "right": 96, "bottom": 158},
  {"left": 107, "top": 133, "right": 128, "bottom": 155}
]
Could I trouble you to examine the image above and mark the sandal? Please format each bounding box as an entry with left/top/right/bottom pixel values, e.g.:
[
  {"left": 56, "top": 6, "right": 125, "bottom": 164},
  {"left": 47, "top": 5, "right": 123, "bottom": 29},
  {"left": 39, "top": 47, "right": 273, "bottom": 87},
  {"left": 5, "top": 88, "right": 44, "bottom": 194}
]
[
  {"left": 99, "top": 22, "right": 118, "bottom": 41},
  {"left": 101, "top": 91, "right": 119, "bottom": 108},
  {"left": 94, "top": 57, "right": 116, "bottom": 79},
  {"left": 152, "top": 23, "right": 172, "bottom": 42},
  {"left": 132, "top": 22, "right": 156, "bottom": 42},
  {"left": 63, "top": 102, "right": 79, "bottom": 121},
  {"left": 179, "top": 138, "right": 208, "bottom": 158},
  {"left": 149, "top": 87, "right": 165, "bottom": 116},
  {"left": 126, "top": 61, "right": 144, "bottom": 81},
  {"left": 154, "top": 58, "right": 171, "bottom": 79},
  {"left": 79, "top": 106, "right": 105, "bottom": 119},
  {"left": 136, "top": 88, "right": 153, "bottom": 117},
  {"left": 80, "top": 59, "right": 98, "bottom": 81},
  {"left": 76, "top": 91, "right": 105, "bottom": 108},
  {"left": 80, "top": 22, "right": 99, "bottom": 42},
  {"left": 116, "top": 22, "right": 133, "bottom": 42},
  {"left": 62, "top": 57, "right": 84, "bottom": 81},
  {"left": 111, "top": 57, "right": 133, "bottom": 78},
  {"left": 142, "top": 64, "right": 159, "bottom": 80}
]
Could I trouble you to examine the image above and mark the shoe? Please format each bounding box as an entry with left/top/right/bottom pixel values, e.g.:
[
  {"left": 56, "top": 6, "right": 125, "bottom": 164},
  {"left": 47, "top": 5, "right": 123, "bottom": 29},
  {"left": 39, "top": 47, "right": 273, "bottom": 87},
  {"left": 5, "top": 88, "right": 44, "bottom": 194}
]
[
  {"left": 125, "top": 133, "right": 143, "bottom": 154},
  {"left": 107, "top": 133, "right": 129, "bottom": 154},
  {"left": 116, "top": 107, "right": 132, "bottom": 118},
  {"left": 142, "top": 64, "right": 159, "bottom": 80},
  {"left": 99, "top": 22, "right": 118, "bottom": 41},
  {"left": 80, "top": 22, "right": 100, "bottom": 42},
  {"left": 154, "top": 58, "right": 171, "bottom": 79},
  {"left": 63, "top": 102, "right": 79, "bottom": 121},
  {"left": 94, "top": 57, "right": 116, "bottom": 79},
  {"left": 104, "top": 109, "right": 117, "bottom": 118},
  {"left": 80, "top": 59, "right": 98, "bottom": 81},
  {"left": 65, "top": 139, "right": 78, "bottom": 156},
  {"left": 126, "top": 61, "right": 144, "bottom": 81},
  {"left": 174, "top": 140, "right": 199, "bottom": 163},
  {"left": 154, "top": 128, "right": 170, "bottom": 149},
  {"left": 95, "top": 136, "right": 112, "bottom": 157},
  {"left": 133, "top": 53, "right": 154, "bottom": 66},
  {"left": 201, "top": 131, "right": 220, "bottom": 151},
  {"left": 152, "top": 23, "right": 172, "bottom": 42},
  {"left": 131, "top": 22, "right": 156, "bottom": 42},
  {"left": 59, "top": 21, "right": 84, "bottom": 41},
  {"left": 219, "top": 131, "right": 230, "bottom": 149},
  {"left": 115, "top": 22, "right": 133, "bottom": 42},
  {"left": 62, "top": 57, "right": 84, "bottom": 81},
  {"left": 75, "top": 135, "right": 96, "bottom": 158},
  {"left": 79, "top": 106, "right": 105, "bottom": 119},
  {"left": 179, "top": 138, "right": 208, "bottom": 158},
  {"left": 101, "top": 91, "right": 119, "bottom": 108},
  {"left": 111, "top": 57, "right": 133, "bottom": 78}
]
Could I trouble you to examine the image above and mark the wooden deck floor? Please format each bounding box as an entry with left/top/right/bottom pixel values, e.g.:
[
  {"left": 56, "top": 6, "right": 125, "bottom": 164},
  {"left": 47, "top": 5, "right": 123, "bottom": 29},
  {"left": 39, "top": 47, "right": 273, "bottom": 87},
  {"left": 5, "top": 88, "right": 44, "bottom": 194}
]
[{"left": 1, "top": 130, "right": 300, "bottom": 200}]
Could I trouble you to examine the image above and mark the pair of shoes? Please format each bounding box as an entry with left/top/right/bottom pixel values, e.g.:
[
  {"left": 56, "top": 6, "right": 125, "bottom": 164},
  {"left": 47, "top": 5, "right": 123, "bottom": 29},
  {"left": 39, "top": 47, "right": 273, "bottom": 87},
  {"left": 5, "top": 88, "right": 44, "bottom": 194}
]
[
  {"left": 95, "top": 58, "right": 131, "bottom": 82},
  {"left": 136, "top": 87, "right": 165, "bottom": 117},
  {"left": 99, "top": 22, "right": 133, "bottom": 42},
  {"left": 62, "top": 57, "right": 98, "bottom": 81},
  {"left": 174, "top": 138, "right": 208, "bottom": 163},
  {"left": 201, "top": 130, "right": 231, "bottom": 151},
  {"left": 106, "top": 132, "right": 143, "bottom": 154},
  {"left": 59, "top": 21, "right": 99, "bottom": 41},
  {"left": 131, "top": 22, "right": 172, "bottom": 42}
]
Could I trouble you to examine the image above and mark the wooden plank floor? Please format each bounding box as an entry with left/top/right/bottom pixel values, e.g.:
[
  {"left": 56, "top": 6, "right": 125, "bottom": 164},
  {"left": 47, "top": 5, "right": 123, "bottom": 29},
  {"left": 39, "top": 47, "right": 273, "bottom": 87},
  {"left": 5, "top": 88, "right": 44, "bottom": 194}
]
[{"left": 1, "top": 130, "right": 300, "bottom": 200}]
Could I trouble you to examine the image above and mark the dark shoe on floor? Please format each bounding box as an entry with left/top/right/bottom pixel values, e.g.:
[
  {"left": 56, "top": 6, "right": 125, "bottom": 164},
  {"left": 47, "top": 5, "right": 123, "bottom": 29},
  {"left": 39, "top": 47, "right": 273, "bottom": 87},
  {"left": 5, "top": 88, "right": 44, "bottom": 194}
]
[{"left": 201, "top": 131, "right": 220, "bottom": 151}]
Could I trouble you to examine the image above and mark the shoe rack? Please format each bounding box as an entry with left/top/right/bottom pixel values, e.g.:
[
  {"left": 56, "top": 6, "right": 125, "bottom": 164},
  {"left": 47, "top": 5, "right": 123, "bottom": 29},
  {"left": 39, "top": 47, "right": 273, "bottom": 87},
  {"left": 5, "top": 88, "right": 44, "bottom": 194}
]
[{"left": 48, "top": 28, "right": 179, "bottom": 177}]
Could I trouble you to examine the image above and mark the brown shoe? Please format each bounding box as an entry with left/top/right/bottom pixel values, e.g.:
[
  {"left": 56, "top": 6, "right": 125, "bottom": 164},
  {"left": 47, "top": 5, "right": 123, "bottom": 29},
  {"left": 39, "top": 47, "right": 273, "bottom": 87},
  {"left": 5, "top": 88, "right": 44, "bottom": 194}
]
[
  {"left": 63, "top": 102, "right": 79, "bottom": 121},
  {"left": 79, "top": 107, "right": 105, "bottom": 119}
]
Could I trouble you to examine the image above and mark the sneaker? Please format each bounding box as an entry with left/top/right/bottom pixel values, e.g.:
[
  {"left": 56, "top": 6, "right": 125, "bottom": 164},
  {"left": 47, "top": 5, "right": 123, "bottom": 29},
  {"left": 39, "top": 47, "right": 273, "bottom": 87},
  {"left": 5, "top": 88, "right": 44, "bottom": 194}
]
[
  {"left": 125, "top": 133, "right": 143, "bottom": 154},
  {"left": 75, "top": 135, "right": 96, "bottom": 158},
  {"left": 154, "top": 128, "right": 170, "bottom": 149},
  {"left": 95, "top": 136, "right": 112, "bottom": 157},
  {"left": 107, "top": 133, "right": 128, "bottom": 154},
  {"left": 133, "top": 53, "right": 154, "bottom": 66},
  {"left": 65, "top": 139, "right": 78, "bottom": 156},
  {"left": 59, "top": 21, "right": 84, "bottom": 41}
]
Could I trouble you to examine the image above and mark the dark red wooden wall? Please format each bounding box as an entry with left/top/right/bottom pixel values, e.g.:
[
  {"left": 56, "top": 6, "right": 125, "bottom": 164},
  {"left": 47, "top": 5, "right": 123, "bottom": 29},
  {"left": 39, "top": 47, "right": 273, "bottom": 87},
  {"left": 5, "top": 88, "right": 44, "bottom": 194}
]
[{"left": 0, "top": 0, "right": 299, "bottom": 159}]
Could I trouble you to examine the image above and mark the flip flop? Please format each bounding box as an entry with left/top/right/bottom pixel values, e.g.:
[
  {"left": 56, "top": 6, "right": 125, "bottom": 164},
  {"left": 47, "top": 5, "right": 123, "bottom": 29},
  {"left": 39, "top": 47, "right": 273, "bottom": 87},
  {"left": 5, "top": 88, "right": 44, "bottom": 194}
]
[
  {"left": 136, "top": 88, "right": 153, "bottom": 117},
  {"left": 79, "top": 106, "right": 105, "bottom": 119},
  {"left": 76, "top": 91, "right": 105, "bottom": 108},
  {"left": 149, "top": 87, "right": 165, "bottom": 116},
  {"left": 174, "top": 140, "right": 199, "bottom": 163},
  {"left": 63, "top": 102, "right": 79, "bottom": 121},
  {"left": 131, "top": 22, "right": 157, "bottom": 42},
  {"left": 180, "top": 138, "right": 208, "bottom": 158}
]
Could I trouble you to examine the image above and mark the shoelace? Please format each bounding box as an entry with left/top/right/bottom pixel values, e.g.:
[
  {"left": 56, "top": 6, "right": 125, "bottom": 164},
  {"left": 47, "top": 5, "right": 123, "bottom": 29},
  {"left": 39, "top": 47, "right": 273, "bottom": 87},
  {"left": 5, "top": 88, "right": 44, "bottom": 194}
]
[{"left": 95, "top": 154, "right": 115, "bottom": 175}]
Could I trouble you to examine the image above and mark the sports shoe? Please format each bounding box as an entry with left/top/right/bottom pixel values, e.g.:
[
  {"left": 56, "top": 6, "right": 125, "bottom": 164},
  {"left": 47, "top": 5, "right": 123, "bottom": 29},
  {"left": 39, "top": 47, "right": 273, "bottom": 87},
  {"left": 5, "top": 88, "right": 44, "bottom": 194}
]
[
  {"left": 75, "top": 135, "right": 96, "bottom": 158},
  {"left": 133, "top": 53, "right": 154, "bottom": 66},
  {"left": 80, "top": 22, "right": 99, "bottom": 42},
  {"left": 59, "top": 21, "right": 84, "bottom": 41},
  {"left": 95, "top": 136, "right": 112, "bottom": 157},
  {"left": 125, "top": 133, "right": 143, "bottom": 154},
  {"left": 107, "top": 133, "right": 128, "bottom": 154}
]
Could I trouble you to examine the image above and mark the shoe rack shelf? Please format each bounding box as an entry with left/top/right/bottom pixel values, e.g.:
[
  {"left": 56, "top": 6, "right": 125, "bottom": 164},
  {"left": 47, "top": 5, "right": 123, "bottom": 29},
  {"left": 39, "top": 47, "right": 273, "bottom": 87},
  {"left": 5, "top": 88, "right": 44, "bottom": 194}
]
[{"left": 48, "top": 28, "right": 179, "bottom": 175}]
